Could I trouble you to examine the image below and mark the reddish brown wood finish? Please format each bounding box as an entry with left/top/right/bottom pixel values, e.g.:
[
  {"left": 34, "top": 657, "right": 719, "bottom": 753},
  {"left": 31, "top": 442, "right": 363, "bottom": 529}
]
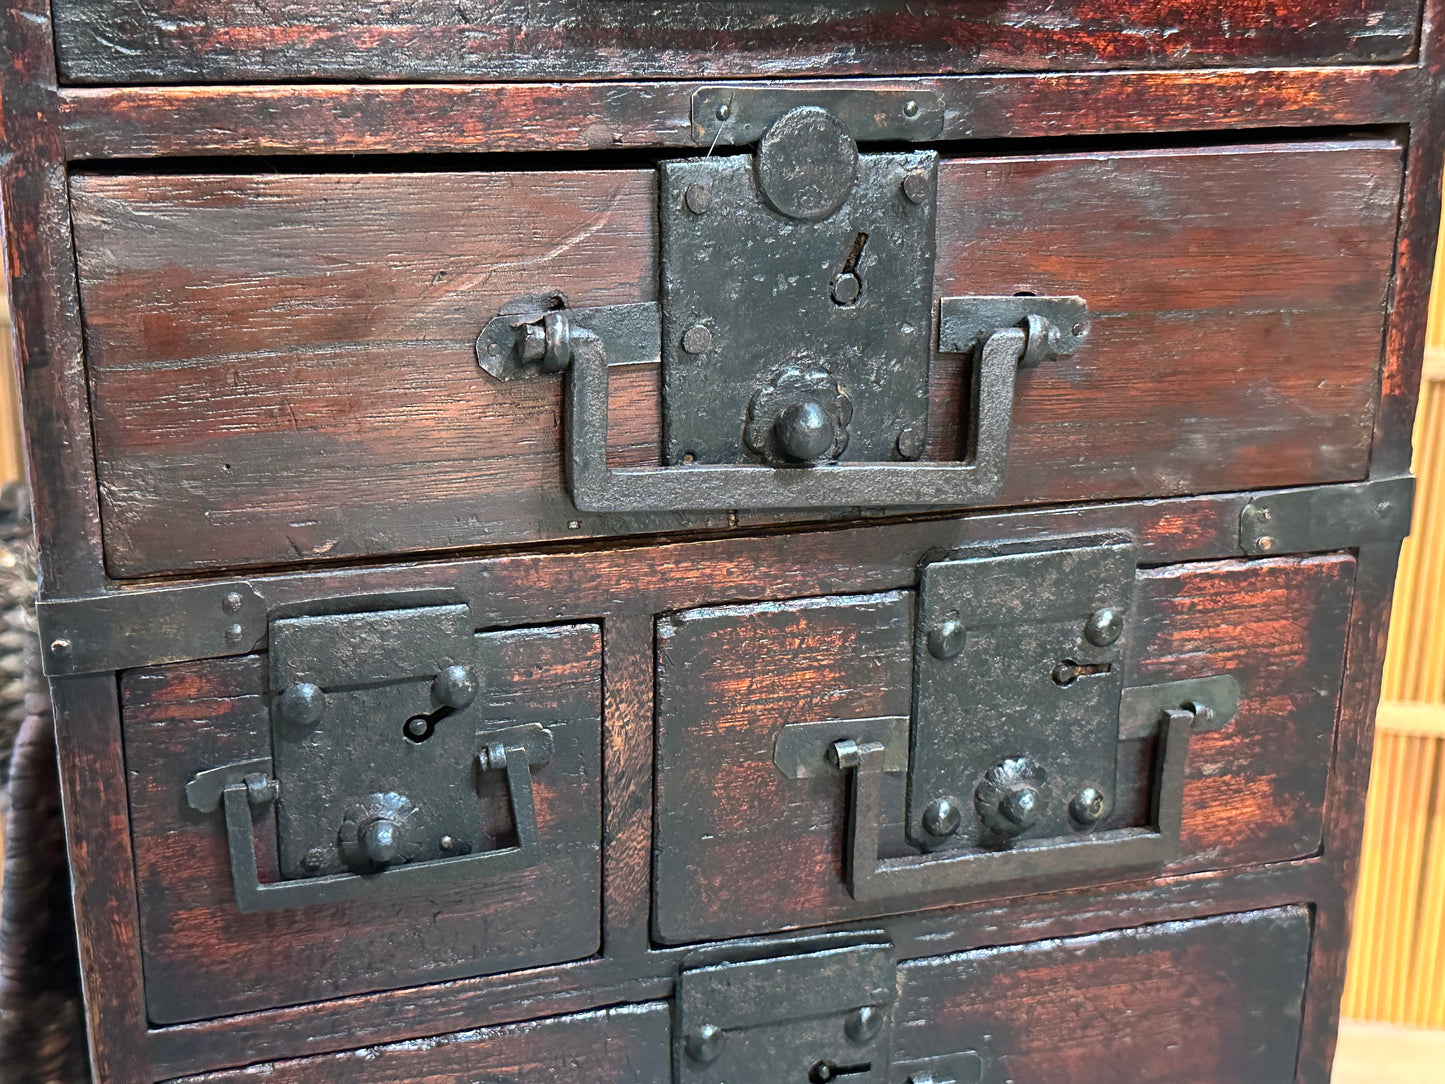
[
  {"left": 48, "top": 1, "right": 1419, "bottom": 85},
  {"left": 123, "top": 625, "right": 603, "bottom": 1023},
  {"left": 894, "top": 906, "right": 1312, "bottom": 1082},
  {"left": 172, "top": 1003, "right": 672, "bottom": 1084},
  {"left": 71, "top": 141, "right": 1400, "bottom": 577},
  {"left": 56, "top": 67, "right": 1425, "bottom": 161},
  {"left": 652, "top": 555, "right": 1353, "bottom": 944}
]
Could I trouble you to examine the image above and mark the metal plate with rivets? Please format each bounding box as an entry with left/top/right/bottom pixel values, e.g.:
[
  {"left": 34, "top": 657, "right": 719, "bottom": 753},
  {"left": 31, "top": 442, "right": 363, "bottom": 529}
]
[
  {"left": 907, "top": 538, "right": 1137, "bottom": 852},
  {"left": 269, "top": 603, "right": 484, "bottom": 880},
  {"left": 658, "top": 141, "right": 937, "bottom": 470}
]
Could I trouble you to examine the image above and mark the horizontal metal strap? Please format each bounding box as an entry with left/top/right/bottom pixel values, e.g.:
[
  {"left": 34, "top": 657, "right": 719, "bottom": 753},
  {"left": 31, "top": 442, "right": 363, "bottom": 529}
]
[{"left": 1239, "top": 475, "right": 1414, "bottom": 556}]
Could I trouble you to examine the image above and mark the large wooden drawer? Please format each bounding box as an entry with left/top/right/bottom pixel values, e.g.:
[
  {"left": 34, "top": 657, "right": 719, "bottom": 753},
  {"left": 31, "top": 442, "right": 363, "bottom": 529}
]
[
  {"left": 72, "top": 139, "right": 1402, "bottom": 577},
  {"left": 123, "top": 620, "right": 604, "bottom": 1024},
  {"left": 50, "top": 2, "right": 1419, "bottom": 85}
]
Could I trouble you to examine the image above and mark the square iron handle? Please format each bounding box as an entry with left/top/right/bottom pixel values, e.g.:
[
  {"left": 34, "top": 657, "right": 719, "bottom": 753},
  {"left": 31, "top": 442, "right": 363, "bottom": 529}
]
[
  {"left": 833, "top": 708, "right": 1198, "bottom": 904},
  {"left": 189, "top": 728, "right": 550, "bottom": 914},
  {"left": 477, "top": 297, "right": 1085, "bottom": 513}
]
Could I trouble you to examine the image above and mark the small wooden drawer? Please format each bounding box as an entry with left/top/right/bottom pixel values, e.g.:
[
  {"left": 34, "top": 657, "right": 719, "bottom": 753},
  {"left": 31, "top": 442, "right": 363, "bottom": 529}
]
[
  {"left": 50, "top": 2, "right": 1419, "bottom": 84},
  {"left": 171, "top": 1004, "right": 673, "bottom": 1083},
  {"left": 71, "top": 138, "right": 1402, "bottom": 577},
  {"left": 653, "top": 551, "right": 1352, "bottom": 944},
  {"left": 122, "top": 618, "right": 603, "bottom": 1024}
]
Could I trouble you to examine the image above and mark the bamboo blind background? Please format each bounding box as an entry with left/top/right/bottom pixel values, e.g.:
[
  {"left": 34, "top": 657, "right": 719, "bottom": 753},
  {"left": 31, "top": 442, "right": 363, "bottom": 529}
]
[{"left": 1342, "top": 217, "right": 1445, "bottom": 1025}]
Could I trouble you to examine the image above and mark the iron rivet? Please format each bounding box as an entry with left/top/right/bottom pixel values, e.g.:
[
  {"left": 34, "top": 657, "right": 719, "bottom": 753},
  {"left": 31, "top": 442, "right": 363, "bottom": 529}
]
[
  {"left": 279, "top": 681, "right": 326, "bottom": 728},
  {"left": 999, "top": 785, "right": 1040, "bottom": 830},
  {"left": 486, "top": 342, "right": 501, "bottom": 356},
  {"left": 830, "top": 271, "right": 861, "bottom": 306},
  {"left": 922, "top": 796, "right": 962, "bottom": 838},
  {"left": 901, "top": 169, "right": 930, "bottom": 204},
  {"left": 773, "top": 401, "right": 836, "bottom": 462},
  {"left": 224, "top": 623, "right": 245, "bottom": 644},
  {"left": 716, "top": 102, "right": 731, "bottom": 121},
  {"left": 1256, "top": 535, "right": 1276, "bottom": 552},
  {"left": 682, "top": 323, "right": 714, "bottom": 355},
  {"left": 684, "top": 183, "right": 713, "bottom": 214},
  {"left": 49, "top": 638, "right": 71, "bottom": 655},
  {"left": 1378, "top": 500, "right": 1392, "bottom": 516},
  {"left": 302, "top": 847, "right": 327, "bottom": 872},
  {"left": 896, "top": 425, "right": 925, "bottom": 461},
  {"left": 844, "top": 1005, "right": 887, "bottom": 1045},
  {"left": 222, "top": 591, "right": 244, "bottom": 614},
  {"left": 433, "top": 664, "right": 478, "bottom": 709},
  {"left": 1084, "top": 607, "right": 1123, "bottom": 647},
  {"left": 1070, "top": 786, "right": 1107, "bottom": 828},
  {"left": 903, "top": 99, "right": 920, "bottom": 118},
  {"left": 685, "top": 1023, "right": 727, "bottom": 1065},
  {"left": 440, "top": 835, "right": 456, "bottom": 852},
  {"left": 927, "top": 619, "right": 966, "bottom": 660}
]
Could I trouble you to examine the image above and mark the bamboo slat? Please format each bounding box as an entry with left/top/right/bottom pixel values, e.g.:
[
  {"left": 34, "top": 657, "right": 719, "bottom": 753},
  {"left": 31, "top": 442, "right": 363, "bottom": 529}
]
[{"left": 1343, "top": 210, "right": 1445, "bottom": 1024}]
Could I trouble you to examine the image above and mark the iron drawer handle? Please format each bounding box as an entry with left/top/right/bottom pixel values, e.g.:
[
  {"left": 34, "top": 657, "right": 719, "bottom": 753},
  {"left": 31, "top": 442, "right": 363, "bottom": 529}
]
[
  {"left": 186, "top": 728, "right": 551, "bottom": 914},
  {"left": 832, "top": 706, "right": 1204, "bottom": 903},
  {"left": 477, "top": 297, "right": 1083, "bottom": 513}
]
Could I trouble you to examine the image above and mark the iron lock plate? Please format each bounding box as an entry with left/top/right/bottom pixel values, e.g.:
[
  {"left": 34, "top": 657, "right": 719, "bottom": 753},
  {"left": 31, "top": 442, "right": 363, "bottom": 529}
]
[
  {"left": 908, "top": 538, "right": 1136, "bottom": 851},
  {"left": 269, "top": 601, "right": 488, "bottom": 879},
  {"left": 659, "top": 109, "right": 938, "bottom": 469},
  {"left": 676, "top": 936, "right": 897, "bottom": 1083}
]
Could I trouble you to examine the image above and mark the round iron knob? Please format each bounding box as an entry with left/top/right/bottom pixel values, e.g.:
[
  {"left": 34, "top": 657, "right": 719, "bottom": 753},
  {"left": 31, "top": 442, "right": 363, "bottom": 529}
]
[
  {"left": 338, "top": 792, "right": 424, "bottom": 873},
  {"left": 774, "top": 401, "right": 836, "bottom": 463},
  {"left": 433, "top": 664, "right": 478, "bottom": 709},
  {"left": 278, "top": 681, "right": 325, "bottom": 728},
  {"left": 975, "top": 756, "right": 1048, "bottom": 839}
]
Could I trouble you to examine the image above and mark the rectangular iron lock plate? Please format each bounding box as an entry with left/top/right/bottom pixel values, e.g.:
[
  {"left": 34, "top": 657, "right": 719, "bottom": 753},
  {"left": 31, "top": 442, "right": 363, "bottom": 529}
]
[
  {"left": 676, "top": 936, "right": 897, "bottom": 1083},
  {"left": 475, "top": 96, "right": 1087, "bottom": 513}
]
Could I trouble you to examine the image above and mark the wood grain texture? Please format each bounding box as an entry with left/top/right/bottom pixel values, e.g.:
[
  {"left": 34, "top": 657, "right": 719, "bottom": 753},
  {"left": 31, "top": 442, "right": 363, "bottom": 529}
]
[
  {"left": 124, "top": 624, "right": 603, "bottom": 1024},
  {"left": 72, "top": 141, "right": 1401, "bottom": 577},
  {"left": 894, "top": 906, "right": 1311, "bottom": 1083},
  {"left": 57, "top": 67, "right": 1425, "bottom": 161},
  {"left": 652, "top": 555, "right": 1354, "bottom": 944},
  {"left": 49, "top": 1, "right": 1419, "bottom": 85},
  {"left": 170, "top": 1002, "right": 671, "bottom": 1084}
]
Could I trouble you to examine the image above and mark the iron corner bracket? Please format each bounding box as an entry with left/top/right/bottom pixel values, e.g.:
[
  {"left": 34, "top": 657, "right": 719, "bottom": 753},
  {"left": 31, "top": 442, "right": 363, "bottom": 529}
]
[
  {"left": 38, "top": 580, "right": 268, "bottom": 678},
  {"left": 1239, "top": 475, "right": 1415, "bottom": 556}
]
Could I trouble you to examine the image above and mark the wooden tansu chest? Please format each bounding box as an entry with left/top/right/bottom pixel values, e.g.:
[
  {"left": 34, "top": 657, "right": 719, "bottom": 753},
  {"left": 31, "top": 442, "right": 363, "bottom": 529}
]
[{"left": 4, "top": 2, "right": 1442, "bottom": 1081}]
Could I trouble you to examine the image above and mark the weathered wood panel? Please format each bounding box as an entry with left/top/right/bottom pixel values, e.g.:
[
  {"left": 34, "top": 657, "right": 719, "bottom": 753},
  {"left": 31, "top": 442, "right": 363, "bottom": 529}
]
[
  {"left": 171, "top": 1003, "right": 671, "bottom": 1084},
  {"left": 72, "top": 141, "right": 1401, "bottom": 576},
  {"left": 124, "top": 624, "right": 603, "bottom": 1023},
  {"left": 653, "top": 555, "right": 1353, "bottom": 943},
  {"left": 894, "top": 906, "right": 1310, "bottom": 1083},
  {"left": 50, "top": 1, "right": 1419, "bottom": 85}
]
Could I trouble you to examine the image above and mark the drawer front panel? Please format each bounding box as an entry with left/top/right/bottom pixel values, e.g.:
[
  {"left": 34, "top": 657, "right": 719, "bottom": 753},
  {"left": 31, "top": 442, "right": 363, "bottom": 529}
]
[
  {"left": 171, "top": 1003, "right": 672, "bottom": 1083},
  {"left": 894, "top": 906, "right": 1310, "bottom": 1083},
  {"left": 52, "top": 3, "right": 1418, "bottom": 84},
  {"left": 653, "top": 554, "right": 1352, "bottom": 943},
  {"left": 73, "top": 140, "right": 1401, "bottom": 577},
  {"left": 125, "top": 621, "right": 603, "bottom": 1023}
]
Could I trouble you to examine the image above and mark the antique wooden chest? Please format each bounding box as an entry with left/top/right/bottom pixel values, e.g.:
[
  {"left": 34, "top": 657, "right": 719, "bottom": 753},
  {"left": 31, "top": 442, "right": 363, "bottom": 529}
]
[{"left": 4, "top": 2, "right": 1443, "bottom": 1081}]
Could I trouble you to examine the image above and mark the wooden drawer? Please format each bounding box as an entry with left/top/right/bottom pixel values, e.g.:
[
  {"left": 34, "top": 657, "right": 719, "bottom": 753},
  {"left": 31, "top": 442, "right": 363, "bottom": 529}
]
[
  {"left": 72, "top": 139, "right": 1402, "bottom": 577},
  {"left": 50, "top": 2, "right": 1419, "bottom": 84},
  {"left": 123, "top": 620, "right": 603, "bottom": 1024},
  {"left": 171, "top": 1004, "right": 673, "bottom": 1083},
  {"left": 654, "top": 553, "right": 1352, "bottom": 943}
]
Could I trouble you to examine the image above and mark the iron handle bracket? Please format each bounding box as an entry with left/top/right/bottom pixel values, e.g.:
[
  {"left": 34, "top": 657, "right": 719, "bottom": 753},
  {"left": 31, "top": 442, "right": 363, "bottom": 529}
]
[
  {"left": 189, "top": 723, "right": 553, "bottom": 914},
  {"left": 476, "top": 297, "right": 1082, "bottom": 513},
  {"left": 833, "top": 682, "right": 1234, "bottom": 903}
]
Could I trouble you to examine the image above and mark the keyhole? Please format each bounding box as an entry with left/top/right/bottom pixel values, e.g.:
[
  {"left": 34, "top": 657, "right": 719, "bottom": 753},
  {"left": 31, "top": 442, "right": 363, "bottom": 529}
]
[
  {"left": 830, "top": 231, "right": 869, "bottom": 307},
  {"left": 1052, "top": 659, "right": 1114, "bottom": 687},
  {"left": 402, "top": 706, "right": 455, "bottom": 744},
  {"left": 809, "top": 1060, "right": 873, "bottom": 1082}
]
